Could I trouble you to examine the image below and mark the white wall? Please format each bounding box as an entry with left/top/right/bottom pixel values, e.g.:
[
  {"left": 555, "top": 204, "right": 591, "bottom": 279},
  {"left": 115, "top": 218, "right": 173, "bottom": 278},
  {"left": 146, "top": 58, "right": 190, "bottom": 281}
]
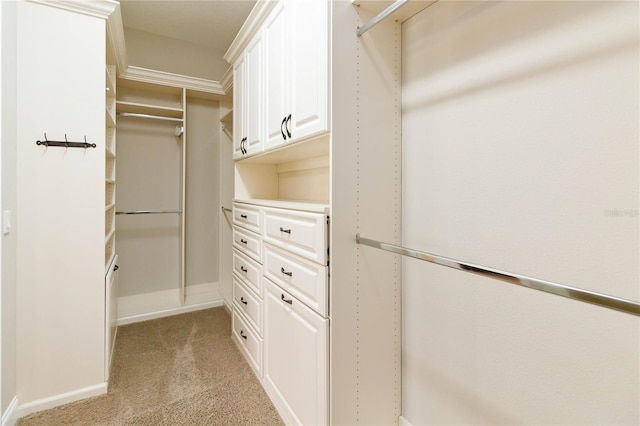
[
  {"left": 185, "top": 98, "right": 220, "bottom": 289},
  {"left": 402, "top": 1, "right": 639, "bottom": 424},
  {"left": 124, "top": 27, "right": 229, "bottom": 81},
  {"left": 0, "top": 1, "right": 17, "bottom": 418},
  {"left": 15, "top": 1, "right": 106, "bottom": 408}
]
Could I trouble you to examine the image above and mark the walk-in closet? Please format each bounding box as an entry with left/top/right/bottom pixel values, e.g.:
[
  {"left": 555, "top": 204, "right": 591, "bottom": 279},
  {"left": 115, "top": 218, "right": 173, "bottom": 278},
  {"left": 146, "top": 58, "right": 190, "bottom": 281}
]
[
  {"left": 2, "top": 1, "right": 638, "bottom": 425},
  {"left": 114, "top": 80, "right": 229, "bottom": 321}
]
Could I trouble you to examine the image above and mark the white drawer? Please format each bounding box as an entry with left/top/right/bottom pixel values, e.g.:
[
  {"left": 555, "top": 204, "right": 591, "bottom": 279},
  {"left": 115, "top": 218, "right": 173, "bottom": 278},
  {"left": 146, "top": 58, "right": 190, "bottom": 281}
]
[
  {"left": 233, "top": 225, "right": 262, "bottom": 263},
  {"left": 233, "top": 203, "right": 261, "bottom": 234},
  {"left": 263, "top": 207, "right": 327, "bottom": 264},
  {"left": 232, "top": 310, "right": 263, "bottom": 378},
  {"left": 263, "top": 244, "right": 328, "bottom": 316},
  {"left": 233, "top": 275, "right": 263, "bottom": 334},
  {"left": 233, "top": 248, "right": 262, "bottom": 297}
]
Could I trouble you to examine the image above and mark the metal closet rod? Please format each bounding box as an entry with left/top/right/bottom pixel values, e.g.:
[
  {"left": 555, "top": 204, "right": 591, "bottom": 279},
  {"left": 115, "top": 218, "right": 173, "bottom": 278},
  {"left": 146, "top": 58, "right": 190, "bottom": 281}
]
[
  {"left": 119, "top": 112, "right": 183, "bottom": 123},
  {"left": 221, "top": 206, "right": 232, "bottom": 213},
  {"left": 356, "top": 234, "right": 640, "bottom": 317},
  {"left": 357, "top": 0, "right": 408, "bottom": 37},
  {"left": 116, "top": 210, "right": 183, "bottom": 215}
]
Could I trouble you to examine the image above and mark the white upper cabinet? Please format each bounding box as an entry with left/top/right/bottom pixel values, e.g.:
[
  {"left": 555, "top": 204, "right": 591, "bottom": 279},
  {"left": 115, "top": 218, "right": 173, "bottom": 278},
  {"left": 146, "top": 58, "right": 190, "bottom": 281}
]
[
  {"left": 233, "top": 32, "right": 264, "bottom": 160},
  {"left": 230, "top": 0, "right": 328, "bottom": 160},
  {"left": 263, "top": 1, "right": 289, "bottom": 151},
  {"left": 288, "top": 0, "right": 329, "bottom": 144}
]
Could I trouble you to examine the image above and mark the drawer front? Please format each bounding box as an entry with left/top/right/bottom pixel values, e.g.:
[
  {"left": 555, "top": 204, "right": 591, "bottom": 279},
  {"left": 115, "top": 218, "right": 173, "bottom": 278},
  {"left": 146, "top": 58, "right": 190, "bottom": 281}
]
[
  {"left": 263, "top": 244, "right": 328, "bottom": 316},
  {"left": 233, "top": 249, "right": 262, "bottom": 296},
  {"left": 233, "top": 203, "right": 261, "bottom": 234},
  {"left": 232, "top": 310, "right": 263, "bottom": 378},
  {"left": 233, "top": 225, "right": 262, "bottom": 263},
  {"left": 263, "top": 207, "right": 327, "bottom": 264},
  {"left": 233, "top": 275, "right": 262, "bottom": 334}
]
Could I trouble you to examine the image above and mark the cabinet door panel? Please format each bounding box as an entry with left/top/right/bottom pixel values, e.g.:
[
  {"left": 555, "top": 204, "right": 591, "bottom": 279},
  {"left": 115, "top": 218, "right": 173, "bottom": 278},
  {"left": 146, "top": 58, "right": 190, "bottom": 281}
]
[
  {"left": 232, "top": 56, "right": 246, "bottom": 160},
  {"left": 263, "top": 280, "right": 328, "bottom": 426},
  {"left": 245, "top": 33, "right": 264, "bottom": 155},
  {"left": 263, "top": 0, "right": 289, "bottom": 151},
  {"left": 289, "top": 0, "right": 329, "bottom": 143}
]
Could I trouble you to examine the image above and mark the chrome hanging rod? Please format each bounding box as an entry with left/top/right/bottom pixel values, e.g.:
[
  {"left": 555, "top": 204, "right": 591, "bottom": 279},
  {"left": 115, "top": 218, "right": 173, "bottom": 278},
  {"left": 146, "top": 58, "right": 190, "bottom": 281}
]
[
  {"left": 116, "top": 210, "right": 183, "bottom": 215},
  {"left": 356, "top": 234, "right": 640, "bottom": 317},
  {"left": 118, "top": 112, "right": 183, "bottom": 123},
  {"left": 357, "top": 0, "right": 408, "bottom": 37},
  {"left": 221, "top": 206, "right": 232, "bottom": 213}
]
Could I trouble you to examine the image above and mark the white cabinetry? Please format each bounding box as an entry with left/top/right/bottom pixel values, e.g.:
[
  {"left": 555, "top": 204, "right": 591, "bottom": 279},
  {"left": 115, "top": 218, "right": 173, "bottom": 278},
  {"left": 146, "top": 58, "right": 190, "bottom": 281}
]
[
  {"left": 232, "top": 202, "right": 265, "bottom": 378},
  {"left": 264, "top": 0, "right": 329, "bottom": 152},
  {"left": 263, "top": 280, "right": 328, "bottom": 426},
  {"left": 233, "top": 32, "right": 264, "bottom": 159}
]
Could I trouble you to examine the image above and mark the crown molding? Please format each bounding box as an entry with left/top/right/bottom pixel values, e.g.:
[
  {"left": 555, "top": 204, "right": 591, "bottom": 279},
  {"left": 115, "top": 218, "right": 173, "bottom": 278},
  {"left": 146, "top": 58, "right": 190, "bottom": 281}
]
[
  {"left": 106, "top": 2, "right": 127, "bottom": 75},
  {"left": 224, "top": 0, "right": 278, "bottom": 65},
  {"left": 27, "top": 0, "right": 118, "bottom": 20},
  {"left": 120, "top": 66, "right": 227, "bottom": 96},
  {"left": 220, "top": 66, "right": 233, "bottom": 94}
]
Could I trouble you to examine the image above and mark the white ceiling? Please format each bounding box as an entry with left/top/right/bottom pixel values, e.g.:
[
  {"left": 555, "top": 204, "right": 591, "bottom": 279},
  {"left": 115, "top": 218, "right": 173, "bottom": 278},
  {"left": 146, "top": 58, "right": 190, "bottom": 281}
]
[{"left": 119, "top": 0, "right": 256, "bottom": 57}]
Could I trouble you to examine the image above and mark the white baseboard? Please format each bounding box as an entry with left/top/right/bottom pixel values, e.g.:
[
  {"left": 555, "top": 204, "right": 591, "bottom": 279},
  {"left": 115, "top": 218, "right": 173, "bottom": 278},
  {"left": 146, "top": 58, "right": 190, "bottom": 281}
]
[
  {"left": 1, "top": 396, "right": 18, "bottom": 426},
  {"left": 118, "top": 282, "right": 224, "bottom": 325},
  {"left": 13, "top": 383, "right": 107, "bottom": 422},
  {"left": 399, "top": 415, "right": 413, "bottom": 426}
]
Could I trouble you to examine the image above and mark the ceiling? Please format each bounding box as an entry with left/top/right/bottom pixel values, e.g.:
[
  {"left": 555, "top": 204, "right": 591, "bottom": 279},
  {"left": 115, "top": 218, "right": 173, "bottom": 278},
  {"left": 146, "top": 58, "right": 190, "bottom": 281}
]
[{"left": 119, "top": 0, "right": 256, "bottom": 79}]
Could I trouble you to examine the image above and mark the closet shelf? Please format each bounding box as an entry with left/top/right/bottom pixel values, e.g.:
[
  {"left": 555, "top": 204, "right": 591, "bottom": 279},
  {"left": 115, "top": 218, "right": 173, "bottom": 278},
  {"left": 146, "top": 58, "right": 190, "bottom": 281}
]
[
  {"left": 106, "top": 107, "right": 116, "bottom": 127},
  {"left": 105, "top": 228, "right": 115, "bottom": 244},
  {"left": 116, "top": 101, "right": 183, "bottom": 118},
  {"left": 234, "top": 198, "right": 330, "bottom": 214},
  {"left": 220, "top": 109, "right": 233, "bottom": 123},
  {"left": 105, "top": 66, "right": 115, "bottom": 93}
]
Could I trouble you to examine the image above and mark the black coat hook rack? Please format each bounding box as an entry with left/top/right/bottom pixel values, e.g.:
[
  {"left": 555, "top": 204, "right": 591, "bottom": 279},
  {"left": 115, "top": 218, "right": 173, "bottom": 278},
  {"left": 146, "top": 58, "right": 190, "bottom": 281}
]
[{"left": 36, "top": 133, "right": 96, "bottom": 149}]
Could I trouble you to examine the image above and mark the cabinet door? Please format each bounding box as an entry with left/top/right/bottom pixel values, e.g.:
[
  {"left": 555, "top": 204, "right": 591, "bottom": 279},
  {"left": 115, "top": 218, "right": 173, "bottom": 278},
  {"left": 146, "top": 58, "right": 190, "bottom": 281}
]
[
  {"left": 233, "top": 55, "right": 246, "bottom": 160},
  {"left": 263, "top": 0, "right": 289, "bottom": 151},
  {"left": 288, "top": 0, "right": 329, "bottom": 143},
  {"left": 245, "top": 32, "right": 264, "bottom": 156},
  {"left": 263, "top": 280, "right": 328, "bottom": 426}
]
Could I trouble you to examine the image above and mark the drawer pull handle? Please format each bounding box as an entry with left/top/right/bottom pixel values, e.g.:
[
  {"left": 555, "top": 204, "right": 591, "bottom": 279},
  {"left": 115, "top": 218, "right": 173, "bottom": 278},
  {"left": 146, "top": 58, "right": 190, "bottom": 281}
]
[
  {"left": 240, "top": 297, "right": 248, "bottom": 305},
  {"left": 279, "top": 227, "right": 291, "bottom": 234},
  {"left": 240, "top": 266, "right": 248, "bottom": 273},
  {"left": 240, "top": 214, "right": 248, "bottom": 219},
  {"left": 240, "top": 239, "right": 248, "bottom": 245},
  {"left": 240, "top": 330, "right": 247, "bottom": 340},
  {"left": 280, "top": 267, "right": 293, "bottom": 277},
  {"left": 281, "top": 294, "right": 293, "bottom": 304}
]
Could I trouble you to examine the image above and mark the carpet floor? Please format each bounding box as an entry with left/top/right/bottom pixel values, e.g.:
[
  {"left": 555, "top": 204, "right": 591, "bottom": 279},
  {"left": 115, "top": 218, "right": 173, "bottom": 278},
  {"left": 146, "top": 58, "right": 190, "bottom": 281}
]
[{"left": 17, "top": 307, "right": 283, "bottom": 425}]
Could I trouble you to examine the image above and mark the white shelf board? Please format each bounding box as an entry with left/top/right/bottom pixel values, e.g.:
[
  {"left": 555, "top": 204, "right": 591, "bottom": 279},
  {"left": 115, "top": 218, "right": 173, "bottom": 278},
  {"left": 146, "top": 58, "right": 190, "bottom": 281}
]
[
  {"left": 352, "top": 0, "right": 436, "bottom": 23},
  {"left": 234, "top": 198, "right": 330, "bottom": 214},
  {"left": 116, "top": 101, "right": 183, "bottom": 118}
]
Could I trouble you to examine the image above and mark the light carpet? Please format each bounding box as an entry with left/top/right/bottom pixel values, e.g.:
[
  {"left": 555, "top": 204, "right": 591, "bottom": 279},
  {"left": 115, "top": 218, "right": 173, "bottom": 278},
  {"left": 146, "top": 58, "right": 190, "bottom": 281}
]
[{"left": 17, "top": 307, "right": 283, "bottom": 425}]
